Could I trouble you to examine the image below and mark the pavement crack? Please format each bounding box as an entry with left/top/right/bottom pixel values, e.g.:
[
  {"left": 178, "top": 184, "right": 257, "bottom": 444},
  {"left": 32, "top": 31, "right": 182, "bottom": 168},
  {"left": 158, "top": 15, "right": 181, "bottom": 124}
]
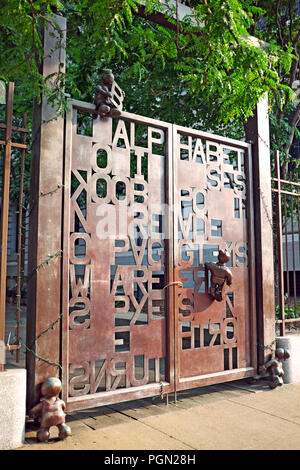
[
  {"left": 107, "top": 406, "right": 197, "bottom": 450},
  {"left": 227, "top": 397, "right": 300, "bottom": 426},
  {"left": 106, "top": 407, "right": 139, "bottom": 422},
  {"left": 83, "top": 422, "right": 96, "bottom": 431}
]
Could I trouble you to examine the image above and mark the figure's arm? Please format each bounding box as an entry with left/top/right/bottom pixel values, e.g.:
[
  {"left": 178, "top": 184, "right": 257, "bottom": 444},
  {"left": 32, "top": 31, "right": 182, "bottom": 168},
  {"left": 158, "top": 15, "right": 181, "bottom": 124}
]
[
  {"left": 29, "top": 402, "right": 43, "bottom": 418},
  {"left": 96, "top": 85, "right": 112, "bottom": 98},
  {"left": 264, "top": 358, "right": 276, "bottom": 369},
  {"left": 227, "top": 273, "right": 233, "bottom": 286}
]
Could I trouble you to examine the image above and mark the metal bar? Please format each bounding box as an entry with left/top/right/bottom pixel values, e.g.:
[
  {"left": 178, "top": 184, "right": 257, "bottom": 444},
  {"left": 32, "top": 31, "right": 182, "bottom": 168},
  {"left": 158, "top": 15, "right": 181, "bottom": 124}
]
[
  {"left": 284, "top": 193, "right": 290, "bottom": 326},
  {"left": 164, "top": 122, "right": 175, "bottom": 391},
  {"left": 5, "top": 345, "right": 22, "bottom": 351},
  {"left": 0, "top": 82, "right": 14, "bottom": 372},
  {"left": 275, "top": 151, "right": 285, "bottom": 336},
  {"left": 272, "top": 188, "right": 299, "bottom": 197},
  {"left": 172, "top": 123, "right": 250, "bottom": 149},
  {"left": 16, "top": 113, "right": 27, "bottom": 363},
  {"left": 289, "top": 173, "right": 297, "bottom": 315},
  {"left": 0, "top": 140, "right": 27, "bottom": 150},
  {"left": 246, "top": 144, "right": 258, "bottom": 371},
  {"left": 172, "top": 125, "right": 180, "bottom": 395},
  {"left": 272, "top": 177, "right": 300, "bottom": 188},
  {"left": 298, "top": 196, "right": 300, "bottom": 281},
  {"left": 276, "top": 317, "right": 300, "bottom": 324},
  {"left": 0, "top": 123, "right": 30, "bottom": 134},
  {"left": 175, "top": 367, "right": 256, "bottom": 391}
]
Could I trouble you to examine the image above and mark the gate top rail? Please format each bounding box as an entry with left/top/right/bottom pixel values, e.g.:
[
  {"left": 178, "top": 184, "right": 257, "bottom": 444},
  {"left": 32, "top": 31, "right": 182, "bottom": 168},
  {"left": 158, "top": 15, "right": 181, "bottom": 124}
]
[
  {"left": 173, "top": 124, "right": 251, "bottom": 150},
  {"left": 69, "top": 99, "right": 251, "bottom": 150}
]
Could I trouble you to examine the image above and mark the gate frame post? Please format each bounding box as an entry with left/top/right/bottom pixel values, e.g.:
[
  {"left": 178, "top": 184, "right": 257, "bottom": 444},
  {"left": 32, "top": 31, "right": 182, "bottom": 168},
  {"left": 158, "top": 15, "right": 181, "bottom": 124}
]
[
  {"left": 245, "top": 95, "right": 275, "bottom": 367},
  {"left": 26, "top": 14, "right": 66, "bottom": 410},
  {"left": 0, "top": 82, "right": 14, "bottom": 372}
]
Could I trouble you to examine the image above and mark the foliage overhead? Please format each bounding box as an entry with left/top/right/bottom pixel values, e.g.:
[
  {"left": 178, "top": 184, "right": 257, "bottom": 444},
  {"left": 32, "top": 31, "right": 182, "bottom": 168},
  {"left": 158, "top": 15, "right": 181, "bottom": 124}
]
[
  {"left": 0, "top": 0, "right": 299, "bottom": 174},
  {"left": 0, "top": 1, "right": 291, "bottom": 121}
]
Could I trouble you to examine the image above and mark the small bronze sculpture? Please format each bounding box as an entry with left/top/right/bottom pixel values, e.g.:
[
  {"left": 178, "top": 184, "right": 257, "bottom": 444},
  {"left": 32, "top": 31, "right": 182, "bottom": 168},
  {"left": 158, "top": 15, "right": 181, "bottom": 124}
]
[
  {"left": 29, "top": 377, "right": 71, "bottom": 442},
  {"left": 93, "top": 69, "right": 123, "bottom": 119},
  {"left": 205, "top": 249, "right": 233, "bottom": 302},
  {"left": 261, "top": 348, "right": 290, "bottom": 389}
]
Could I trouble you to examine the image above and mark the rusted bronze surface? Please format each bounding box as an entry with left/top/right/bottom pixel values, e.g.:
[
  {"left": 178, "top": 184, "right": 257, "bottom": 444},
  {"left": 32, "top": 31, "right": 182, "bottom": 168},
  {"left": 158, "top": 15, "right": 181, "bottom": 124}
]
[
  {"left": 245, "top": 97, "right": 275, "bottom": 366},
  {"left": 26, "top": 15, "right": 66, "bottom": 409},
  {"left": 62, "top": 102, "right": 174, "bottom": 410},
  {"left": 60, "top": 102, "right": 257, "bottom": 410},
  {"left": 205, "top": 250, "right": 233, "bottom": 302},
  {"left": 93, "top": 69, "right": 124, "bottom": 120},
  {"left": 16, "top": 113, "right": 28, "bottom": 363},
  {"left": 30, "top": 377, "right": 71, "bottom": 441},
  {"left": 173, "top": 125, "right": 256, "bottom": 391},
  {"left": 257, "top": 348, "right": 290, "bottom": 389}
]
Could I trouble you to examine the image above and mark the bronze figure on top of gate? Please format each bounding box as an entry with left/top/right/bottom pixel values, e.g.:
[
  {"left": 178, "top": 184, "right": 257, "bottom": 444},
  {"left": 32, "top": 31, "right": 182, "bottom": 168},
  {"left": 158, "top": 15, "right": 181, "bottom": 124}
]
[{"left": 93, "top": 69, "right": 125, "bottom": 119}]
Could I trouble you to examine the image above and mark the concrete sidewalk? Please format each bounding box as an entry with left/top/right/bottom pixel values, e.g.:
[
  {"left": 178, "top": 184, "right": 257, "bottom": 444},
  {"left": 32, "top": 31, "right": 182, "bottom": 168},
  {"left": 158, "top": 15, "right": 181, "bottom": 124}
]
[{"left": 18, "top": 379, "right": 300, "bottom": 451}]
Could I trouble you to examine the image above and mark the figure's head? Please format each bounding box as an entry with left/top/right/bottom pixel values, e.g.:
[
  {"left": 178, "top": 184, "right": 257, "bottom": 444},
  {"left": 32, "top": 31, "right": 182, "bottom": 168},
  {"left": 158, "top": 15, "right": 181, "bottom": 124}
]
[
  {"left": 102, "top": 69, "right": 114, "bottom": 85},
  {"left": 284, "top": 349, "right": 290, "bottom": 360},
  {"left": 218, "top": 249, "right": 230, "bottom": 264},
  {"left": 41, "top": 377, "right": 62, "bottom": 398},
  {"left": 275, "top": 348, "right": 290, "bottom": 360}
]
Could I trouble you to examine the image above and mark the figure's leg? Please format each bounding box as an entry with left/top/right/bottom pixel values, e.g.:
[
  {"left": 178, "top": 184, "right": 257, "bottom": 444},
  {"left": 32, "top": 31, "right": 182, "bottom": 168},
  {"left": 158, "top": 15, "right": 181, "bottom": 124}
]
[
  {"left": 270, "top": 374, "right": 283, "bottom": 388},
  {"left": 109, "top": 107, "right": 121, "bottom": 118},
  {"left": 37, "top": 427, "right": 50, "bottom": 442},
  {"left": 58, "top": 423, "right": 72, "bottom": 440},
  {"left": 99, "top": 104, "right": 110, "bottom": 117},
  {"left": 93, "top": 104, "right": 110, "bottom": 119}
]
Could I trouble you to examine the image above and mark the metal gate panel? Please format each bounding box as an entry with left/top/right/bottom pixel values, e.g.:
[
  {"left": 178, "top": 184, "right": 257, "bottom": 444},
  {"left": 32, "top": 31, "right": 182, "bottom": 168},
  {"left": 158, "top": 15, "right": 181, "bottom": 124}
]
[
  {"left": 62, "top": 101, "right": 174, "bottom": 411},
  {"left": 62, "top": 101, "right": 257, "bottom": 411},
  {"left": 172, "top": 125, "right": 257, "bottom": 391}
]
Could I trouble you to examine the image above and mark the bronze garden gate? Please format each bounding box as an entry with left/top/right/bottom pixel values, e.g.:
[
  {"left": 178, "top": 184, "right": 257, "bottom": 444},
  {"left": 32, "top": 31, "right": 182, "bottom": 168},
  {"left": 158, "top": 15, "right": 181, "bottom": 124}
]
[{"left": 61, "top": 100, "right": 257, "bottom": 411}]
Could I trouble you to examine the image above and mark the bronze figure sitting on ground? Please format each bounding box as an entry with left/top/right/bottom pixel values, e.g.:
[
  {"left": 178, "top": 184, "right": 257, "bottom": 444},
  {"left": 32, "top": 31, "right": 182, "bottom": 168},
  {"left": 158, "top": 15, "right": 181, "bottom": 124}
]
[
  {"left": 93, "top": 69, "right": 122, "bottom": 119},
  {"left": 261, "top": 348, "right": 290, "bottom": 389},
  {"left": 29, "top": 377, "right": 71, "bottom": 442}
]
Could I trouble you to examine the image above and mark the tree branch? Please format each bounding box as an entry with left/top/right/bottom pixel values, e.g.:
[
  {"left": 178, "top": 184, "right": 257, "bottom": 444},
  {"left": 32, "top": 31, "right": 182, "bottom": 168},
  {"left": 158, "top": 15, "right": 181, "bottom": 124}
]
[
  {"left": 282, "top": 99, "right": 300, "bottom": 174},
  {"left": 276, "top": 0, "right": 284, "bottom": 46}
]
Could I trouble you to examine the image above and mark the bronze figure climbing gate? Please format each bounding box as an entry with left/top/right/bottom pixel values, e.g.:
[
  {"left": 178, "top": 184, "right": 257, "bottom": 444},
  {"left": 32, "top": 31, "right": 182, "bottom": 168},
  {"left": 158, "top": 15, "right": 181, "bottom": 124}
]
[{"left": 61, "top": 100, "right": 257, "bottom": 411}]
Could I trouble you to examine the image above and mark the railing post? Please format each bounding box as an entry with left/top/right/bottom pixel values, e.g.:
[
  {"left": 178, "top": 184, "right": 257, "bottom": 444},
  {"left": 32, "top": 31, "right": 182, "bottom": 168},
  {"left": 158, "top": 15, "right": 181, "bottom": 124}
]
[
  {"left": 275, "top": 150, "right": 285, "bottom": 336},
  {"left": 16, "top": 113, "right": 28, "bottom": 363},
  {"left": 26, "top": 14, "right": 66, "bottom": 409},
  {"left": 245, "top": 95, "right": 276, "bottom": 366},
  {"left": 0, "top": 82, "right": 14, "bottom": 372}
]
